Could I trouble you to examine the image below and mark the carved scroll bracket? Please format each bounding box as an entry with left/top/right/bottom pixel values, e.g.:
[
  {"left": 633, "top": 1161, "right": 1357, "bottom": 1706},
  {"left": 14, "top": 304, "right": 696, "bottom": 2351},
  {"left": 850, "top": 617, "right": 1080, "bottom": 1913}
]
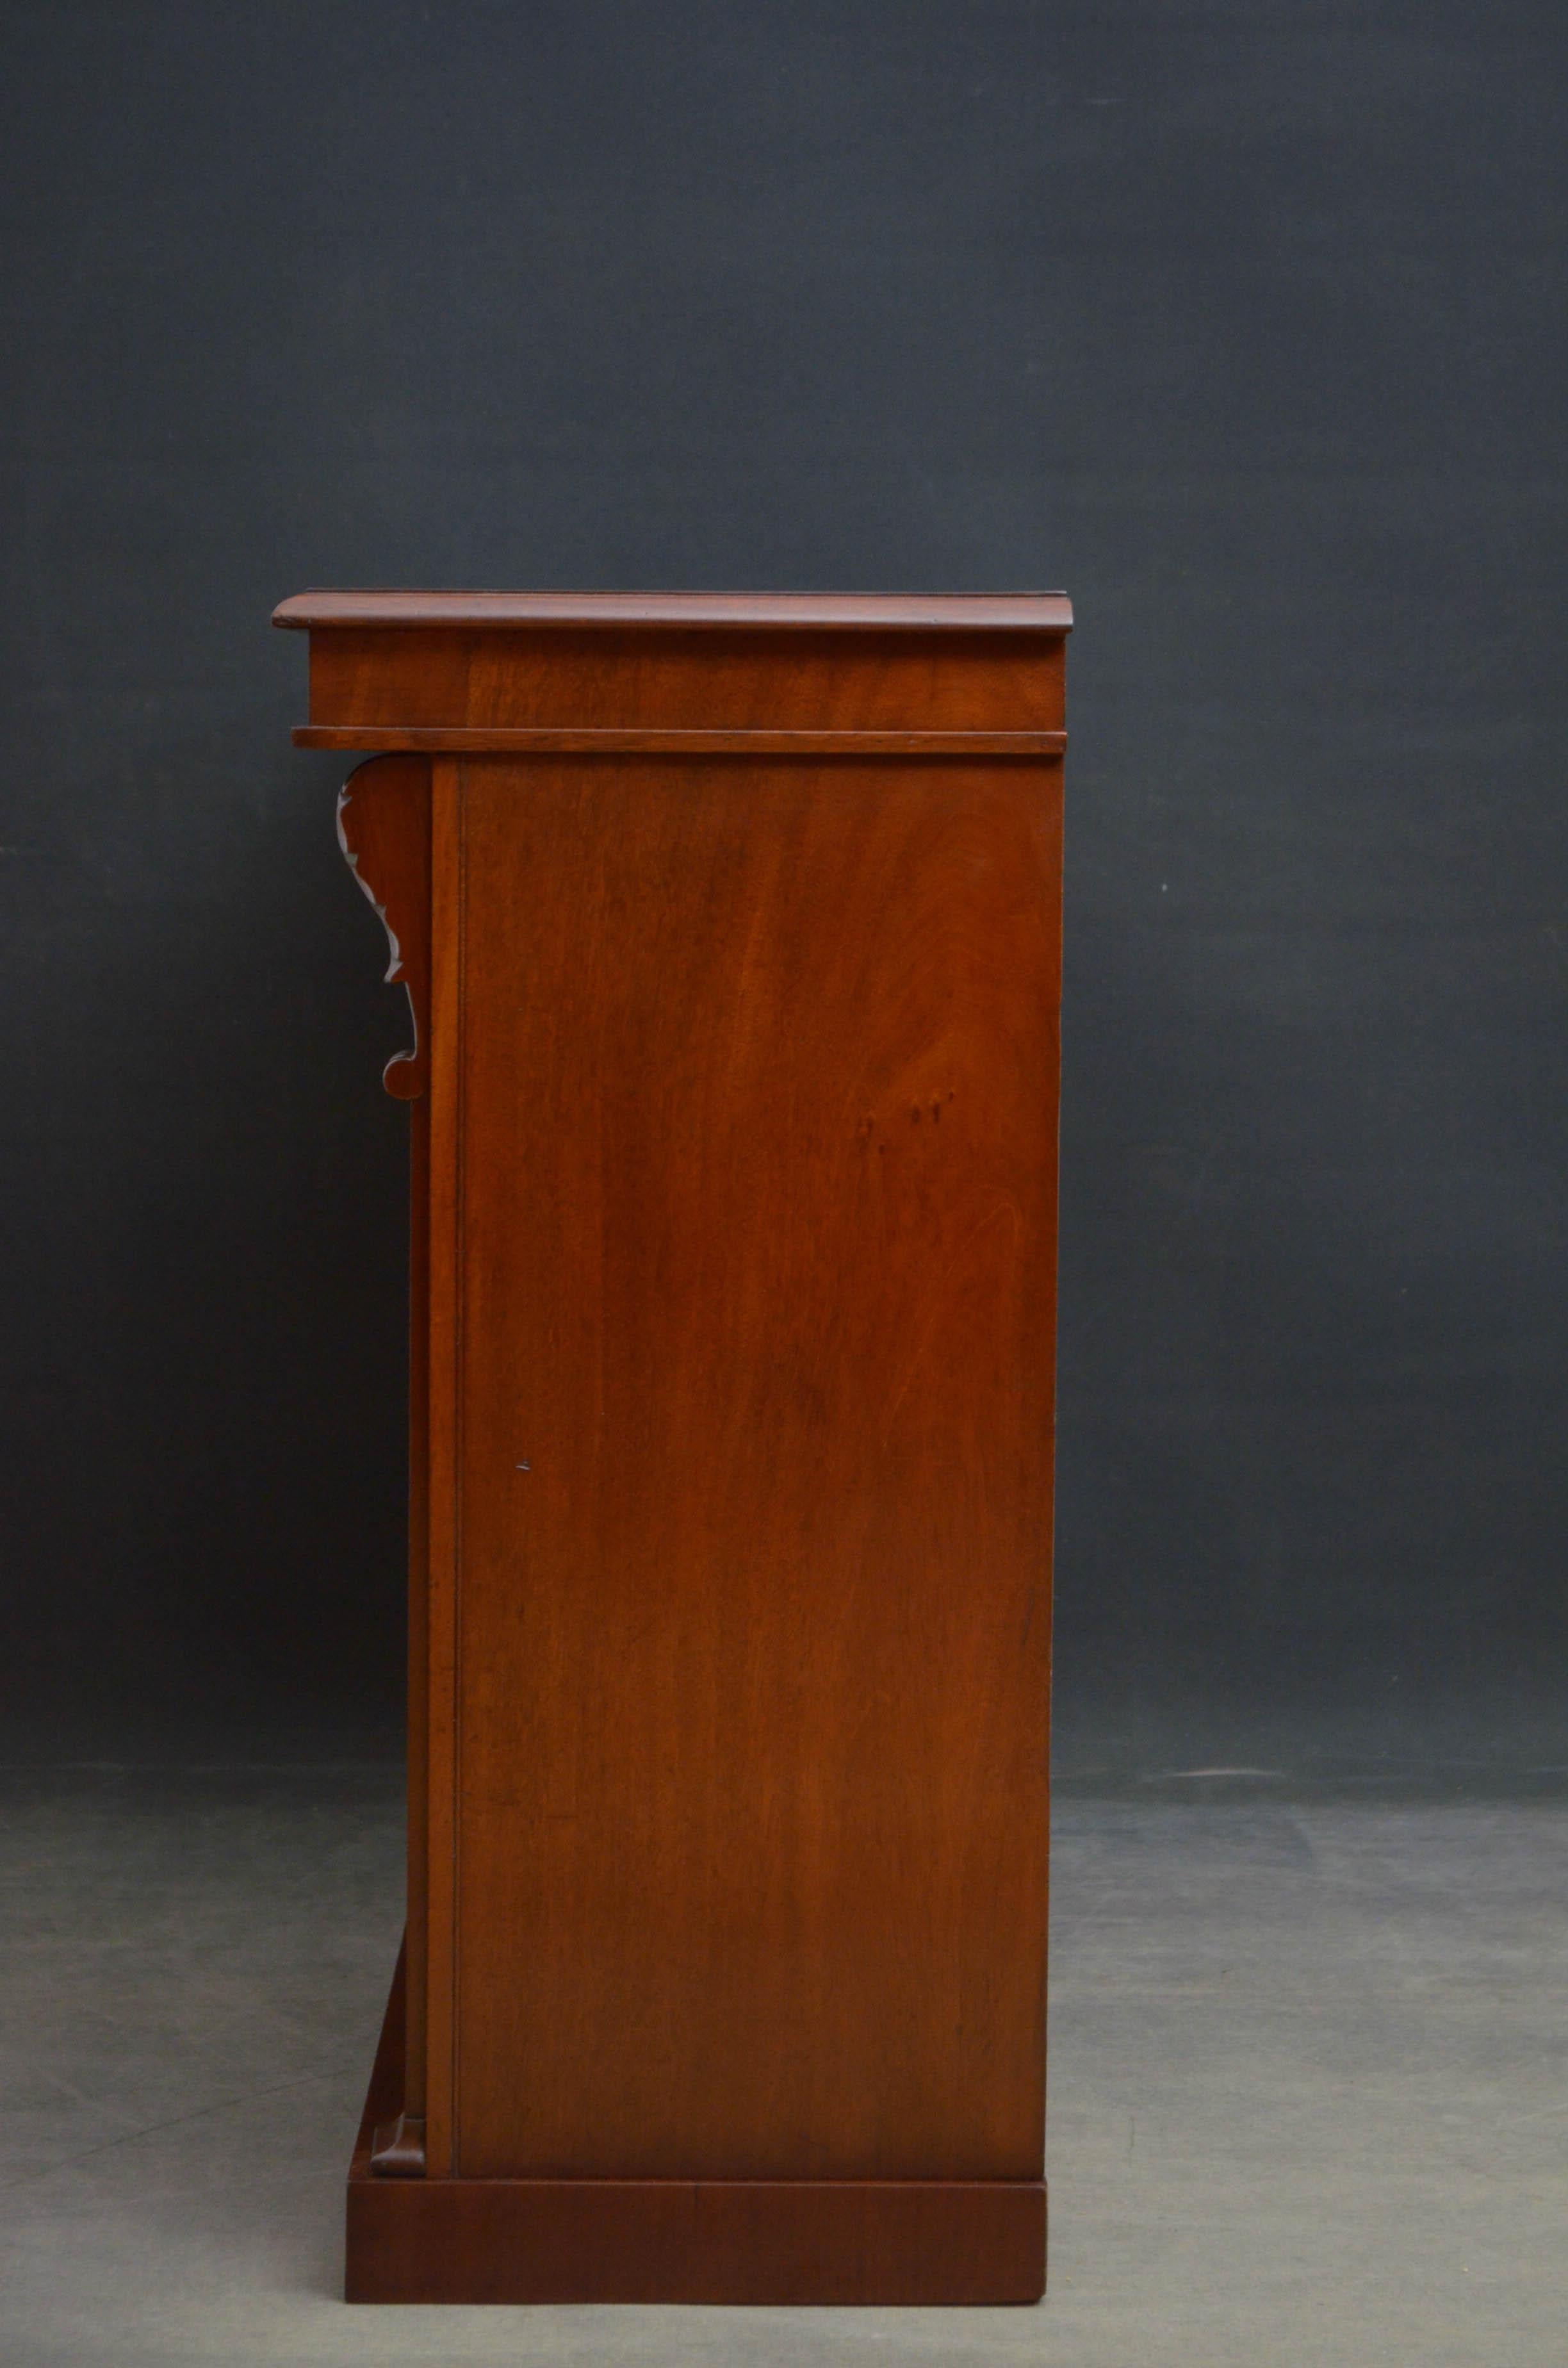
[
  {"left": 336, "top": 755, "right": 432, "bottom": 1099},
  {"left": 370, "top": 2110, "right": 428, "bottom": 2177}
]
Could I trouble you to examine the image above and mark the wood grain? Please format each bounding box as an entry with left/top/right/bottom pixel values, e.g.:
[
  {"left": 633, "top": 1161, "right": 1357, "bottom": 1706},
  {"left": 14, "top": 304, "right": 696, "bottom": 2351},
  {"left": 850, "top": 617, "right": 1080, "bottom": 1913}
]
[
  {"left": 290, "top": 591, "right": 1068, "bottom": 2303},
  {"left": 448, "top": 752, "right": 1058, "bottom": 2180},
  {"left": 300, "top": 625, "right": 1064, "bottom": 737},
  {"left": 348, "top": 1948, "right": 1045, "bottom": 2303},
  {"left": 299, "top": 725, "right": 1065, "bottom": 755}
]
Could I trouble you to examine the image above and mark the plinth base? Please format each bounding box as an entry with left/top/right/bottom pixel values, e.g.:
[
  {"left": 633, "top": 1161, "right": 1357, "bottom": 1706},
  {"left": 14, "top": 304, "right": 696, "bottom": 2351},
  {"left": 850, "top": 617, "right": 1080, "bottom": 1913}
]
[{"left": 345, "top": 1957, "right": 1046, "bottom": 2305}]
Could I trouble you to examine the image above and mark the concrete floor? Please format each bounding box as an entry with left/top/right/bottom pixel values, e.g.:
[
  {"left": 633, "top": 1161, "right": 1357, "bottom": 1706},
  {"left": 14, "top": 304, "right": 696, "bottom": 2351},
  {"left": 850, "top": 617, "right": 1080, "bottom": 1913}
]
[{"left": 1, "top": 1768, "right": 1564, "bottom": 2366}]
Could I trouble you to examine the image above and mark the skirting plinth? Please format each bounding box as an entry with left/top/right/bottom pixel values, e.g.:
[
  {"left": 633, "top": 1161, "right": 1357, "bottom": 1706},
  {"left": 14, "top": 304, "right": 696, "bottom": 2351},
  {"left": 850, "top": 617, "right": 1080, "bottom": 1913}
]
[{"left": 346, "top": 1958, "right": 1047, "bottom": 2306}]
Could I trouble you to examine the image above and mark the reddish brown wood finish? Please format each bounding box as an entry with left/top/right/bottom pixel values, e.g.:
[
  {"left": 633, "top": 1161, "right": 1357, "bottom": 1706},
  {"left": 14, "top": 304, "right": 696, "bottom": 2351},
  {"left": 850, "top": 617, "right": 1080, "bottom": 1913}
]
[
  {"left": 452, "top": 754, "right": 1056, "bottom": 2182},
  {"left": 348, "top": 1949, "right": 1045, "bottom": 2305},
  {"left": 277, "top": 591, "right": 1067, "bottom": 744},
  {"left": 295, "top": 589, "right": 1070, "bottom": 2305},
  {"left": 302, "top": 630, "right": 1059, "bottom": 734},
  {"left": 300, "top": 724, "right": 1065, "bottom": 755}
]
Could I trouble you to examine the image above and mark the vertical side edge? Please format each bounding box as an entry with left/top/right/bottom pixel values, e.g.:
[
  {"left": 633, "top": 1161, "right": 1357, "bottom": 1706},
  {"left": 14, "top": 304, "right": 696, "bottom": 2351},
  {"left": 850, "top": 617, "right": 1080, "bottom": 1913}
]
[
  {"left": 404, "top": 755, "right": 434, "bottom": 2119},
  {"left": 422, "top": 756, "right": 463, "bottom": 2176},
  {"left": 404, "top": 1092, "right": 430, "bottom": 2114},
  {"left": 1040, "top": 748, "right": 1064, "bottom": 2183}
]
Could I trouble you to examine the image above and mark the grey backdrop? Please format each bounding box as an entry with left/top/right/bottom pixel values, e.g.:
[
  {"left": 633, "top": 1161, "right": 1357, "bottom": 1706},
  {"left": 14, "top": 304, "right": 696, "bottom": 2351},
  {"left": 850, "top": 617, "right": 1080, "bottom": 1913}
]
[{"left": 3, "top": 1, "right": 1564, "bottom": 1769}]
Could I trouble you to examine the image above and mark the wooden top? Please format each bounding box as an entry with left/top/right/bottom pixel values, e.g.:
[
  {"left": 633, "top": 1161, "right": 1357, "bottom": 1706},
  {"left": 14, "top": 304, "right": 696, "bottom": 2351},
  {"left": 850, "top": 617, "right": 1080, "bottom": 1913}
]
[{"left": 272, "top": 589, "right": 1072, "bottom": 634}]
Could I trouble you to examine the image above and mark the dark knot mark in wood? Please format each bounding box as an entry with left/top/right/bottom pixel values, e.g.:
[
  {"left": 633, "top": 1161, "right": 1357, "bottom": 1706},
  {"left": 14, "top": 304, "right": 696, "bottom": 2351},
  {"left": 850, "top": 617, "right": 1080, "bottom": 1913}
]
[{"left": 336, "top": 755, "right": 432, "bottom": 1099}]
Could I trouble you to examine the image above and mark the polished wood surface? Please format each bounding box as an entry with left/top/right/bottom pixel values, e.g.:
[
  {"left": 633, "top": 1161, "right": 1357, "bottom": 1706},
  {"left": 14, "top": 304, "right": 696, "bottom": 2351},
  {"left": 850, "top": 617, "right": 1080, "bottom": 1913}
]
[
  {"left": 348, "top": 1949, "right": 1047, "bottom": 2305},
  {"left": 282, "top": 607, "right": 1065, "bottom": 739},
  {"left": 453, "top": 753, "right": 1057, "bottom": 2180},
  {"left": 290, "top": 589, "right": 1070, "bottom": 2303},
  {"left": 299, "top": 724, "right": 1065, "bottom": 755},
  {"left": 274, "top": 588, "right": 1073, "bottom": 632}
]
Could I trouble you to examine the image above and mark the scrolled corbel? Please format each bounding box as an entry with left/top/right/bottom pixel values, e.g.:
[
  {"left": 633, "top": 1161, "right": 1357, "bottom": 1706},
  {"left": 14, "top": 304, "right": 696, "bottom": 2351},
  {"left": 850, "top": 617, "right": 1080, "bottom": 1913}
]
[{"left": 336, "top": 755, "right": 432, "bottom": 1098}]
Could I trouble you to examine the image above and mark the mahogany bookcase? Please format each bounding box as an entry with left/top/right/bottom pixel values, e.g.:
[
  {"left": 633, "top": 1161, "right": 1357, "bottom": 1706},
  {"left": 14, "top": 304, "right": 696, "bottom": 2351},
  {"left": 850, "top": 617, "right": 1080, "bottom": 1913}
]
[{"left": 273, "top": 589, "right": 1071, "bottom": 2304}]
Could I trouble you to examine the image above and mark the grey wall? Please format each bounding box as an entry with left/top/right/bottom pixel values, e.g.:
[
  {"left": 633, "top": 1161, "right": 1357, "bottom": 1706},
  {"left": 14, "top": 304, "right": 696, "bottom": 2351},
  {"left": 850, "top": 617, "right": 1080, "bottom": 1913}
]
[{"left": 3, "top": 1, "right": 1565, "bottom": 1763}]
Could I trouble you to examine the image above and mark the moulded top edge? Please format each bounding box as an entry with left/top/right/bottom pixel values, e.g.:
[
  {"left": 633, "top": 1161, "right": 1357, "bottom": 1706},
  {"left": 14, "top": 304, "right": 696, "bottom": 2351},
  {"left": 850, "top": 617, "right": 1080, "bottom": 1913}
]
[{"left": 271, "top": 589, "right": 1074, "bottom": 633}]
